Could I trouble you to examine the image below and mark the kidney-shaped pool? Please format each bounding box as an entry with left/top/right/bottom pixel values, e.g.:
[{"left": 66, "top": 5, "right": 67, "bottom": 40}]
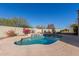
[{"left": 14, "top": 34, "right": 62, "bottom": 45}]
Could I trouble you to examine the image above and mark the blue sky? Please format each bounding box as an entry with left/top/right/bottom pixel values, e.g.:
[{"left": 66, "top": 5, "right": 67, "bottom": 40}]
[{"left": 0, "top": 3, "right": 78, "bottom": 29}]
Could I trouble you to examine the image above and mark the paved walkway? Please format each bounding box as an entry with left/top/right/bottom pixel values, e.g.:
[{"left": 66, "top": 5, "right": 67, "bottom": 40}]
[
  {"left": 60, "top": 34, "right": 79, "bottom": 47},
  {"left": 0, "top": 35, "right": 79, "bottom": 56}
]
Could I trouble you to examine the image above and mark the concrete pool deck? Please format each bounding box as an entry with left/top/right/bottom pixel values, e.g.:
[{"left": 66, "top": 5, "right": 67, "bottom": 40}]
[{"left": 0, "top": 35, "right": 79, "bottom": 56}]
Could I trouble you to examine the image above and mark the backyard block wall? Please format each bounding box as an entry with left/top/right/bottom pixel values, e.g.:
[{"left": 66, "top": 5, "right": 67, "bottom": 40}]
[{"left": 0, "top": 26, "right": 53, "bottom": 38}]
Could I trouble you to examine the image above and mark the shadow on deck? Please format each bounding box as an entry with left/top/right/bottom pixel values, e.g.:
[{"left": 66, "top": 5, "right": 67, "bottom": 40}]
[{"left": 60, "top": 34, "right": 79, "bottom": 47}]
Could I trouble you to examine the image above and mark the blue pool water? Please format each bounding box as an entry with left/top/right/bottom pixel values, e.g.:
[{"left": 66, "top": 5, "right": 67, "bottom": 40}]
[{"left": 15, "top": 34, "right": 62, "bottom": 45}]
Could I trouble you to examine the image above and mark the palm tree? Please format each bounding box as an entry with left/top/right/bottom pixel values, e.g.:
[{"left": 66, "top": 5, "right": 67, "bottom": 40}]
[
  {"left": 70, "top": 24, "right": 78, "bottom": 35},
  {"left": 47, "top": 24, "right": 56, "bottom": 33}
]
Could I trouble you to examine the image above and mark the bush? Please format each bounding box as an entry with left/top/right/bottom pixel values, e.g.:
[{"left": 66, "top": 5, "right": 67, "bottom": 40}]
[
  {"left": 6, "top": 30, "right": 17, "bottom": 37},
  {"left": 23, "top": 28, "right": 31, "bottom": 35}
]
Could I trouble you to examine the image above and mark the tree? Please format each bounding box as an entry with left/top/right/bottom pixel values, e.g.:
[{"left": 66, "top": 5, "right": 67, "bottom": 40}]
[
  {"left": 36, "top": 25, "right": 45, "bottom": 29},
  {"left": 0, "top": 17, "right": 31, "bottom": 28},
  {"left": 60, "top": 29, "right": 69, "bottom": 33},
  {"left": 70, "top": 24, "right": 78, "bottom": 35},
  {"left": 47, "top": 24, "right": 56, "bottom": 33}
]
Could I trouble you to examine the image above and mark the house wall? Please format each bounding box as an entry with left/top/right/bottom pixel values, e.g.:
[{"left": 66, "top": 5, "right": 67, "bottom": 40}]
[
  {"left": 32, "top": 28, "right": 53, "bottom": 33},
  {"left": 0, "top": 26, "right": 53, "bottom": 38}
]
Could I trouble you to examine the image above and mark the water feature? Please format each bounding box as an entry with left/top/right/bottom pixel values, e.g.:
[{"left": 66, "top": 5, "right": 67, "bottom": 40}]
[{"left": 31, "top": 34, "right": 44, "bottom": 39}]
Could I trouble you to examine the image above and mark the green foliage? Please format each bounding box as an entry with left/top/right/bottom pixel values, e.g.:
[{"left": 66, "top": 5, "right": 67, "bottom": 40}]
[
  {"left": 70, "top": 24, "right": 78, "bottom": 35},
  {"left": 0, "top": 17, "right": 31, "bottom": 28},
  {"left": 70, "top": 24, "right": 78, "bottom": 27},
  {"left": 60, "top": 29, "right": 69, "bottom": 33}
]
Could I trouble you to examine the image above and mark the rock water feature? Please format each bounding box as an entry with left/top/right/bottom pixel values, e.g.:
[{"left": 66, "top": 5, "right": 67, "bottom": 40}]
[{"left": 31, "top": 34, "right": 44, "bottom": 40}]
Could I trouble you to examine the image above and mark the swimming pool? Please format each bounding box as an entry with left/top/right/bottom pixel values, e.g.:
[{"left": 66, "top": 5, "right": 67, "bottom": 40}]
[{"left": 15, "top": 34, "right": 62, "bottom": 45}]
